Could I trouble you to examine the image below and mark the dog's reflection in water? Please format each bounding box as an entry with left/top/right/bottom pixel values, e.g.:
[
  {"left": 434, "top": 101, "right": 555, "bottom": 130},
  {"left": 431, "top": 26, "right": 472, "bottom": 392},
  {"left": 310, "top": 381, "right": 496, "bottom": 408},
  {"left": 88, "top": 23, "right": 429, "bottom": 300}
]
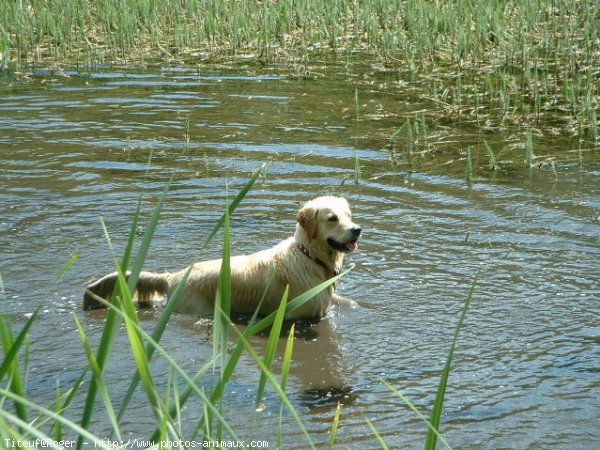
[{"left": 204, "top": 313, "right": 358, "bottom": 410}]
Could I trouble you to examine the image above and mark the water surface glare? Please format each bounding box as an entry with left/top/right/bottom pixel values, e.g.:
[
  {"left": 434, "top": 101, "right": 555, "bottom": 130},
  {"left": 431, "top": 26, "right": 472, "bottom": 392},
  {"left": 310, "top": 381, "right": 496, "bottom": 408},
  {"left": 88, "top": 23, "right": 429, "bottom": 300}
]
[{"left": 1, "top": 66, "right": 599, "bottom": 449}]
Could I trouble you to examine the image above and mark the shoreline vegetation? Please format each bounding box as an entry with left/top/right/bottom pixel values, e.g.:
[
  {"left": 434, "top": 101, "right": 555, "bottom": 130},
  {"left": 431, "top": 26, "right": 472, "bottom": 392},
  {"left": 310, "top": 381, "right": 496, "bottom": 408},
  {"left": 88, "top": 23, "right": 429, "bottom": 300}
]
[{"left": 1, "top": 0, "right": 597, "bottom": 148}]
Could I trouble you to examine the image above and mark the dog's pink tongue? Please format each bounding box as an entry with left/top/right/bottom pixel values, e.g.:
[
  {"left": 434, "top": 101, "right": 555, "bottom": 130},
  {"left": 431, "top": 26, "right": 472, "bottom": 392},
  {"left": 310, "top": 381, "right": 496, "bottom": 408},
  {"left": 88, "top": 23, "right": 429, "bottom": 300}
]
[{"left": 347, "top": 241, "right": 359, "bottom": 252}]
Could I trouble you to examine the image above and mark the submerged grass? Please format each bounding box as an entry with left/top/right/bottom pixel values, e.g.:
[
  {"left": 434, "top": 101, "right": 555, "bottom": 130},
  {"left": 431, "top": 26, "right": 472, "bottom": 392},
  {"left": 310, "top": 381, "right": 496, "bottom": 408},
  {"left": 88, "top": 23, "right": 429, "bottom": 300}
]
[{"left": 1, "top": 167, "right": 476, "bottom": 447}]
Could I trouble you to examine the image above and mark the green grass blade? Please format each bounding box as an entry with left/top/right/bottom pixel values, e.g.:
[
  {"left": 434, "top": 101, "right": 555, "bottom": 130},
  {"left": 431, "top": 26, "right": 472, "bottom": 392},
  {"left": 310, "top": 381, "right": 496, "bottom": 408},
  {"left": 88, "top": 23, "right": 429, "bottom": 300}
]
[
  {"left": 51, "top": 368, "right": 89, "bottom": 441},
  {"left": 127, "top": 178, "right": 172, "bottom": 291},
  {"left": 85, "top": 284, "right": 237, "bottom": 445},
  {"left": 283, "top": 268, "right": 351, "bottom": 319},
  {"left": 280, "top": 322, "right": 295, "bottom": 392},
  {"left": 328, "top": 401, "right": 342, "bottom": 450},
  {"left": 78, "top": 221, "right": 127, "bottom": 450},
  {"left": 112, "top": 269, "right": 165, "bottom": 424},
  {"left": 483, "top": 140, "right": 499, "bottom": 170},
  {"left": 0, "top": 388, "right": 116, "bottom": 450},
  {"left": 73, "top": 315, "right": 121, "bottom": 441},
  {"left": 78, "top": 192, "right": 160, "bottom": 448},
  {"left": 203, "top": 164, "right": 264, "bottom": 248},
  {"left": 121, "top": 198, "right": 143, "bottom": 270},
  {"left": 194, "top": 305, "right": 266, "bottom": 440},
  {"left": 55, "top": 253, "right": 81, "bottom": 281},
  {"left": 149, "top": 356, "right": 216, "bottom": 443},
  {"left": 277, "top": 321, "right": 295, "bottom": 449},
  {"left": 0, "top": 305, "right": 41, "bottom": 381},
  {"left": 424, "top": 273, "right": 480, "bottom": 450},
  {"left": 122, "top": 305, "right": 162, "bottom": 418},
  {"left": 52, "top": 382, "right": 64, "bottom": 440},
  {"left": 230, "top": 323, "right": 316, "bottom": 450},
  {"left": 80, "top": 181, "right": 171, "bottom": 449},
  {"left": 213, "top": 205, "right": 232, "bottom": 367},
  {"left": 116, "top": 265, "right": 193, "bottom": 423},
  {"left": 96, "top": 298, "right": 241, "bottom": 442},
  {"left": 0, "top": 305, "right": 43, "bottom": 424},
  {"left": 256, "top": 286, "right": 289, "bottom": 408},
  {"left": 366, "top": 418, "right": 390, "bottom": 450},
  {"left": 211, "top": 205, "right": 232, "bottom": 439},
  {"left": 384, "top": 381, "right": 453, "bottom": 450}
]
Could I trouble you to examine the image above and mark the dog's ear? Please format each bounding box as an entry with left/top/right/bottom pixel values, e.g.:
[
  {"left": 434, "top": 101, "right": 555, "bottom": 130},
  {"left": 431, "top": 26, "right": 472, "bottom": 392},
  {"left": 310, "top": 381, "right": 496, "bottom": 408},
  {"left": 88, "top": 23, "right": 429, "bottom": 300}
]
[{"left": 297, "top": 207, "right": 319, "bottom": 239}]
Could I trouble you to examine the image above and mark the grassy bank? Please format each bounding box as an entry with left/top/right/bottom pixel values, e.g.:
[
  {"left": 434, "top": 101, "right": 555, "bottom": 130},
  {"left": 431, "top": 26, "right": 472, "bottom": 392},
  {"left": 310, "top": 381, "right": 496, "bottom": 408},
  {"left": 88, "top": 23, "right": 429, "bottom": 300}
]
[
  {"left": 1, "top": 0, "right": 598, "bottom": 70},
  {"left": 1, "top": 1, "right": 597, "bottom": 144}
]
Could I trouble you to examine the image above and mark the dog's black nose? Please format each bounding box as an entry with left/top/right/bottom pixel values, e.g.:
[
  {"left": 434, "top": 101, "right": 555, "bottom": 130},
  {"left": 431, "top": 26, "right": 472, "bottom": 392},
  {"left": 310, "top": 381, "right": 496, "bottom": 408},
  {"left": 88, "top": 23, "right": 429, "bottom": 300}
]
[{"left": 351, "top": 226, "right": 362, "bottom": 237}]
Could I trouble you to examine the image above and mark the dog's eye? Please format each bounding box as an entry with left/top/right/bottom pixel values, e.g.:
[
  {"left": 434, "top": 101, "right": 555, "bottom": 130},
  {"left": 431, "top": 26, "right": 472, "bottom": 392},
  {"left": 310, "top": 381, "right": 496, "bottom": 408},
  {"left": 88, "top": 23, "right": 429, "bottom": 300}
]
[{"left": 328, "top": 214, "right": 339, "bottom": 222}]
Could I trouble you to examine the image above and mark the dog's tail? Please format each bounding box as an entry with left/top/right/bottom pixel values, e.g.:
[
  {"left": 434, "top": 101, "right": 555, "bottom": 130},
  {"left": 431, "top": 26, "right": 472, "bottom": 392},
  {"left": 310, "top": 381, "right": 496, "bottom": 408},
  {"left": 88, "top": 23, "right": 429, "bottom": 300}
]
[{"left": 83, "top": 271, "right": 170, "bottom": 310}]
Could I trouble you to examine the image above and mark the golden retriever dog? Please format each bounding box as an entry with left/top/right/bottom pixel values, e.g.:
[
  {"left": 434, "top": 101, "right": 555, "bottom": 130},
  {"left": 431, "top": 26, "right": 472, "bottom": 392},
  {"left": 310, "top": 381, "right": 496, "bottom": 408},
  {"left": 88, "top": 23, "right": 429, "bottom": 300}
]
[{"left": 83, "top": 196, "right": 361, "bottom": 319}]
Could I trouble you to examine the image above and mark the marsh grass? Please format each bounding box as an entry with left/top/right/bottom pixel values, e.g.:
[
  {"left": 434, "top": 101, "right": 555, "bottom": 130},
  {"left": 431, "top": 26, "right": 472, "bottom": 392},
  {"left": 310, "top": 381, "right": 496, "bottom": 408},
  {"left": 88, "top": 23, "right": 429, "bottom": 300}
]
[
  {"left": 484, "top": 141, "right": 500, "bottom": 171},
  {"left": 2, "top": 1, "right": 597, "bottom": 136},
  {"left": 1, "top": 167, "right": 476, "bottom": 448}
]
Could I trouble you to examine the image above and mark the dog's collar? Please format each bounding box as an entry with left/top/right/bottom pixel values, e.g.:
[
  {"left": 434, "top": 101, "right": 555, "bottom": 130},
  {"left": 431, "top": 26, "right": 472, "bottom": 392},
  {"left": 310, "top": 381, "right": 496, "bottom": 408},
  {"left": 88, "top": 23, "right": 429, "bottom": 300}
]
[{"left": 296, "top": 243, "right": 340, "bottom": 279}]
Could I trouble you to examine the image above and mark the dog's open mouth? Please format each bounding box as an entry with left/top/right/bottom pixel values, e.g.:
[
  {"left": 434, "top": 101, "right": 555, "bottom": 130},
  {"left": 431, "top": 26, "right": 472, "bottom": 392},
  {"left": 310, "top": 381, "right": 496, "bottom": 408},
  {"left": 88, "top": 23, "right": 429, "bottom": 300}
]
[{"left": 327, "top": 237, "right": 359, "bottom": 253}]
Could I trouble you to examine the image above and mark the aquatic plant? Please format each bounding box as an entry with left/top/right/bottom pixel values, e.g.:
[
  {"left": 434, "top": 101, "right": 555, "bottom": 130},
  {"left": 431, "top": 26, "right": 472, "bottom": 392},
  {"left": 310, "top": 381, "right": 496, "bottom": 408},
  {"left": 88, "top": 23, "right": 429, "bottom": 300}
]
[
  {"left": 525, "top": 131, "right": 537, "bottom": 168},
  {"left": 484, "top": 141, "right": 500, "bottom": 171},
  {"left": 353, "top": 149, "right": 362, "bottom": 185},
  {"left": 2, "top": 0, "right": 596, "bottom": 125}
]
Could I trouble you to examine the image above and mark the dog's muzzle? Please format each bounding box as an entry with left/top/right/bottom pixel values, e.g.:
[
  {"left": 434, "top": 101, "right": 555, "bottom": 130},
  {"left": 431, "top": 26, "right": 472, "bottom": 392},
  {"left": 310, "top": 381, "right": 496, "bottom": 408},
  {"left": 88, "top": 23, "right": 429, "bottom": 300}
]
[{"left": 327, "top": 226, "right": 362, "bottom": 253}]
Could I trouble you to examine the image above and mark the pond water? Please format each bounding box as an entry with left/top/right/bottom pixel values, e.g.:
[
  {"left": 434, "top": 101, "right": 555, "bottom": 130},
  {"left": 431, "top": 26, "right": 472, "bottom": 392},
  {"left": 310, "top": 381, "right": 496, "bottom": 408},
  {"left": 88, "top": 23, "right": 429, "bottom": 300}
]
[{"left": 1, "top": 62, "right": 599, "bottom": 449}]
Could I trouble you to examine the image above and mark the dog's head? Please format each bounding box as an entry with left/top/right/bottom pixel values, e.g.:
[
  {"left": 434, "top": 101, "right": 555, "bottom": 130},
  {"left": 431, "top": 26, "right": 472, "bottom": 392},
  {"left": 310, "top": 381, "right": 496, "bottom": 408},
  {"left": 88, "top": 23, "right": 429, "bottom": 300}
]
[{"left": 296, "top": 196, "right": 361, "bottom": 253}]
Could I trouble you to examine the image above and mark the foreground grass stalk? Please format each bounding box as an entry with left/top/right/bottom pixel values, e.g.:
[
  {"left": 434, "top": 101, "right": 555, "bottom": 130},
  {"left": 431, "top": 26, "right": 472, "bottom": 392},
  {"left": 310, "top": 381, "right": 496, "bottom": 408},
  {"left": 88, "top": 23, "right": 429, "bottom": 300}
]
[
  {"left": 73, "top": 316, "right": 121, "bottom": 441},
  {"left": 328, "top": 401, "right": 342, "bottom": 450},
  {"left": 383, "top": 382, "right": 453, "bottom": 450},
  {"left": 424, "top": 273, "right": 481, "bottom": 450},
  {"left": 255, "top": 286, "right": 290, "bottom": 409},
  {"left": 366, "top": 418, "right": 390, "bottom": 450},
  {"left": 211, "top": 205, "right": 232, "bottom": 441},
  {"left": 230, "top": 323, "right": 316, "bottom": 450},
  {"left": 77, "top": 180, "right": 172, "bottom": 450},
  {"left": 0, "top": 305, "right": 44, "bottom": 428},
  {"left": 89, "top": 293, "right": 241, "bottom": 443},
  {"left": 0, "top": 388, "right": 115, "bottom": 450},
  {"left": 277, "top": 322, "right": 295, "bottom": 448},
  {"left": 116, "top": 266, "right": 193, "bottom": 425}
]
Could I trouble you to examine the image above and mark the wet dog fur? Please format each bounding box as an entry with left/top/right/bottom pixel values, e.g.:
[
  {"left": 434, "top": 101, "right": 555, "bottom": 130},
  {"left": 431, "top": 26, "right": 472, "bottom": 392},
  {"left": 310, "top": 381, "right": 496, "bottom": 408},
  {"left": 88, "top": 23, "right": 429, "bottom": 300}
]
[{"left": 83, "top": 196, "right": 361, "bottom": 320}]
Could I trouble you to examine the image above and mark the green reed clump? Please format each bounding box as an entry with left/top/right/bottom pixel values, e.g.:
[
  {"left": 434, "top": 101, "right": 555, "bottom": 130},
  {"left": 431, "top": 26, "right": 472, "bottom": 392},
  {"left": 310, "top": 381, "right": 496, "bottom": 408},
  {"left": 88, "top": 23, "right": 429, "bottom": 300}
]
[
  {"left": 2, "top": 0, "right": 597, "bottom": 71},
  {"left": 1, "top": 0, "right": 597, "bottom": 142}
]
